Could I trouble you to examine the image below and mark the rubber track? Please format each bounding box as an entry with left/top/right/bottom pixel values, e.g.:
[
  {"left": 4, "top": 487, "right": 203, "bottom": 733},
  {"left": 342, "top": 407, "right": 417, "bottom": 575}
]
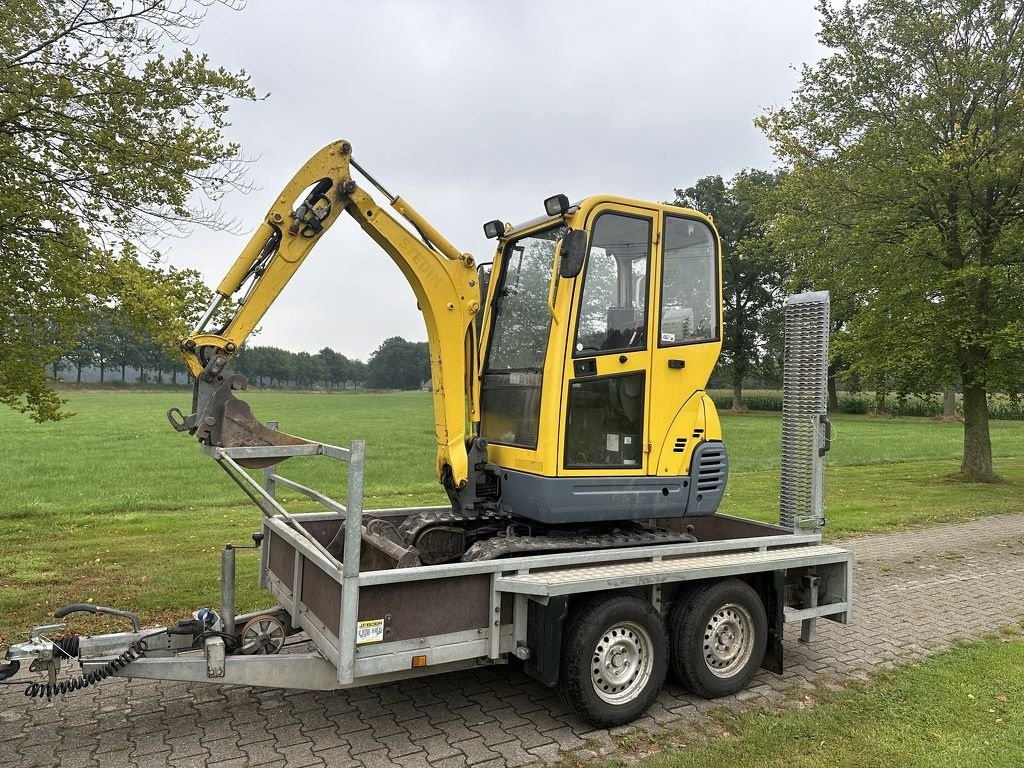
[
  {"left": 397, "top": 508, "right": 508, "bottom": 542},
  {"left": 461, "top": 527, "right": 696, "bottom": 562}
]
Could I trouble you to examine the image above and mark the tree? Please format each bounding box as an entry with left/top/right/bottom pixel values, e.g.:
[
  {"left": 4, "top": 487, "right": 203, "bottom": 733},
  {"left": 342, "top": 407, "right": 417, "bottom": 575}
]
[
  {"left": 262, "top": 346, "right": 292, "bottom": 387},
  {"left": 673, "top": 171, "right": 788, "bottom": 411},
  {"left": 1, "top": 0, "right": 256, "bottom": 420},
  {"left": 234, "top": 345, "right": 264, "bottom": 386},
  {"left": 292, "top": 351, "right": 326, "bottom": 388},
  {"left": 94, "top": 257, "right": 220, "bottom": 383},
  {"left": 154, "top": 343, "right": 185, "bottom": 384},
  {"left": 758, "top": 0, "right": 1024, "bottom": 481},
  {"left": 91, "top": 309, "right": 117, "bottom": 384},
  {"left": 121, "top": 257, "right": 227, "bottom": 363},
  {"left": 318, "top": 347, "right": 355, "bottom": 389},
  {"left": 366, "top": 337, "right": 430, "bottom": 390},
  {"left": 348, "top": 358, "right": 368, "bottom": 388},
  {"left": 756, "top": 186, "right": 864, "bottom": 411},
  {"left": 66, "top": 324, "right": 98, "bottom": 383},
  {"left": 106, "top": 313, "right": 141, "bottom": 383}
]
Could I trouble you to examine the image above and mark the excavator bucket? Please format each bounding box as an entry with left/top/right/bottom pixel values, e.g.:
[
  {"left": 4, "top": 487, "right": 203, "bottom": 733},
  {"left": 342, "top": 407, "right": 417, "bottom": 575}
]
[
  {"left": 212, "top": 394, "right": 312, "bottom": 469},
  {"left": 171, "top": 373, "right": 314, "bottom": 469}
]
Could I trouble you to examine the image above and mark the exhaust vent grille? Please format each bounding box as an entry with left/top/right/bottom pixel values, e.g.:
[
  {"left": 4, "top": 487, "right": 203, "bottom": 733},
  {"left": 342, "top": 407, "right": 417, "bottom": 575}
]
[
  {"left": 673, "top": 437, "right": 688, "bottom": 453},
  {"left": 696, "top": 447, "right": 726, "bottom": 492}
]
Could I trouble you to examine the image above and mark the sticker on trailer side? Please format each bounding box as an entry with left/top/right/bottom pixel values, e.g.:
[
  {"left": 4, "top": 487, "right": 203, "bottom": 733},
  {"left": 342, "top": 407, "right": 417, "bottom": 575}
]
[{"left": 356, "top": 619, "right": 385, "bottom": 644}]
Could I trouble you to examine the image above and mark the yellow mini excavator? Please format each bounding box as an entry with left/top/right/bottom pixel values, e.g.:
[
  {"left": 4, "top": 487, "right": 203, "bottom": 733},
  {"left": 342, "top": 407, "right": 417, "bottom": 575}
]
[{"left": 169, "top": 140, "right": 728, "bottom": 564}]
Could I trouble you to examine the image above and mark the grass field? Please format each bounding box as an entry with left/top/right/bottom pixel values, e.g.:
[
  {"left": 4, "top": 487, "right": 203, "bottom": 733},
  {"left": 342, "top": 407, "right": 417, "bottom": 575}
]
[
  {"left": 620, "top": 634, "right": 1024, "bottom": 768},
  {"left": 0, "top": 389, "right": 1022, "bottom": 644}
]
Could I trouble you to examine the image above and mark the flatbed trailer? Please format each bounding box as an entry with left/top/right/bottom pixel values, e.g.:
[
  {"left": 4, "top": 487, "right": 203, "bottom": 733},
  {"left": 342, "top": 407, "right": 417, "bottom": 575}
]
[
  {"left": 4, "top": 293, "right": 849, "bottom": 727},
  {"left": 255, "top": 439, "right": 850, "bottom": 692},
  {"left": 41, "top": 435, "right": 849, "bottom": 727}
]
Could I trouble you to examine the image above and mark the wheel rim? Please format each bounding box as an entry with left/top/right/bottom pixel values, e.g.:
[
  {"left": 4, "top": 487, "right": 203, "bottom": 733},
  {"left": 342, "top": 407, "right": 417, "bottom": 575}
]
[
  {"left": 703, "top": 602, "right": 754, "bottom": 678},
  {"left": 590, "top": 621, "right": 654, "bottom": 704},
  {"left": 240, "top": 616, "right": 286, "bottom": 654}
]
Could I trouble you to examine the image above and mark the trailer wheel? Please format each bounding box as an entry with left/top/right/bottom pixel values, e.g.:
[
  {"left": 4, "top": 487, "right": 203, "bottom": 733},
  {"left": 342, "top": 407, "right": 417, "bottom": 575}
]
[
  {"left": 557, "top": 595, "right": 668, "bottom": 727},
  {"left": 669, "top": 579, "right": 767, "bottom": 698}
]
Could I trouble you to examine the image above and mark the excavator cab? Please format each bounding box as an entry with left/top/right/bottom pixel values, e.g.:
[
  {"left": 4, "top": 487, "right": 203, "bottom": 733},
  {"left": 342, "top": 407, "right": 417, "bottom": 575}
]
[{"left": 476, "top": 196, "right": 726, "bottom": 523}]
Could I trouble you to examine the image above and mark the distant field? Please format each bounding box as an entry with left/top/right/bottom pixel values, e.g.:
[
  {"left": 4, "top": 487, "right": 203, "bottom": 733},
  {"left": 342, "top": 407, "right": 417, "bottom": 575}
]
[
  {"left": 0, "top": 389, "right": 1021, "bottom": 643},
  {"left": 6, "top": 389, "right": 1024, "bottom": 515}
]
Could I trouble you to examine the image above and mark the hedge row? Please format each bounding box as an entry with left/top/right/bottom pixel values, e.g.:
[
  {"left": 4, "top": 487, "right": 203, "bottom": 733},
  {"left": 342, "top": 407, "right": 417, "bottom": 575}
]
[{"left": 708, "top": 390, "right": 1024, "bottom": 420}]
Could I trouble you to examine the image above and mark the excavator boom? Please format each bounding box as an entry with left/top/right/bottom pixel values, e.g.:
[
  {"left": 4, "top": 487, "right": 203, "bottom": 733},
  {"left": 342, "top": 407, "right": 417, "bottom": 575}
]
[{"left": 170, "top": 141, "right": 480, "bottom": 486}]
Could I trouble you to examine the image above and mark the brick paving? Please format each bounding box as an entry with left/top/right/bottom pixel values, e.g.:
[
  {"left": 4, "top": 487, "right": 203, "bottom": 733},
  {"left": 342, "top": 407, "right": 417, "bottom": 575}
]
[{"left": 3, "top": 512, "right": 1024, "bottom": 767}]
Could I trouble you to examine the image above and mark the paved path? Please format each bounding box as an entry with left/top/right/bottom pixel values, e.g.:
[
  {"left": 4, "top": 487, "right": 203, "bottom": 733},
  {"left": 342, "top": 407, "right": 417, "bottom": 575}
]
[{"left": 4, "top": 513, "right": 1024, "bottom": 768}]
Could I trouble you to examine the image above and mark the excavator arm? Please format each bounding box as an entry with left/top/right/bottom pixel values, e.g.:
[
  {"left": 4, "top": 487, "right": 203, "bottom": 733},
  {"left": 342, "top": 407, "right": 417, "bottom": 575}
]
[{"left": 169, "top": 140, "right": 480, "bottom": 489}]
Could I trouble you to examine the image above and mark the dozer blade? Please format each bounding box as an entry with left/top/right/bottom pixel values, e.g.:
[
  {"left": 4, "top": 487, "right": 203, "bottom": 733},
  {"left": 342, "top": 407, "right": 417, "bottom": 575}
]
[{"left": 213, "top": 395, "right": 312, "bottom": 469}]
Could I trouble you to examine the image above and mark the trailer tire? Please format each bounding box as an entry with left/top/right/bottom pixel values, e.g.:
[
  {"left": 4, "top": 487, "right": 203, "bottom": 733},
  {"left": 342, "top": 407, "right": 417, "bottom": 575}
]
[
  {"left": 556, "top": 594, "right": 668, "bottom": 727},
  {"left": 669, "top": 579, "right": 767, "bottom": 698}
]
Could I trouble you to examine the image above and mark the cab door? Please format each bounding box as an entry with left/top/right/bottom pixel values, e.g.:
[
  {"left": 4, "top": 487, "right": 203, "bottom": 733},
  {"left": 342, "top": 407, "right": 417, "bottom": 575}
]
[
  {"left": 647, "top": 212, "right": 723, "bottom": 475},
  {"left": 478, "top": 222, "right": 567, "bottom": 465},
  {"left": 557, "top": 205, "right": 657, "bottom": 476}
]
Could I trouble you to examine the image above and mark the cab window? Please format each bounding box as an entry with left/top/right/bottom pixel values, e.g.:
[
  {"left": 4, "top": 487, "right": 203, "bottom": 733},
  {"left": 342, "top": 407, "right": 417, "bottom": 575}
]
[
  {"left": 564, "top": 372, "right": 645, "bottom": 468},
  {"left": 573, "top": 213, "right": 652, "bottom": 356},
  {"left": 659, "top": 216, "right": 718, "bottom": 345},
  {"left": 480, "top": 224, "right": 566, "bottom": 448}
]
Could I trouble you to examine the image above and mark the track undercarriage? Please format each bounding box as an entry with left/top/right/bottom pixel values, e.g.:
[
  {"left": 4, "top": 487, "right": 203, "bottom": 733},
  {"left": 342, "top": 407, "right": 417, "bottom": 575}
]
[{"left": 365, "top": 509, "right": 697, "bottom": 565}]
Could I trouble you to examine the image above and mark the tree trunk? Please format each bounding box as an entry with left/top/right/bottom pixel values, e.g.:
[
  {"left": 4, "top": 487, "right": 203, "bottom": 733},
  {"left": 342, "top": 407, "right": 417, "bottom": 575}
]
[
  {"left": 874, "top": 386, "right": 888, "bottom": 415},
  {"left": 943, "top": 387, "right": 958, "bottom": 420},
  {"left": 99, "top": 362, "right": 105, "bottom": 383},
  {"left": 827, "top": 363, "right": 839, "bottom": 412},
  {"left": 960, "top": 382, "right": 994, "bottom": 481},
  {"left": 731, "top": 380, "right": 746, "bottom": 412},
  {"left": 76, "top": 362, "right": 83, "bottom": 383},
  {"left": 171, "top": 370, "right": 177, "bottom": 385},
  {"left": 120, "top": 364, "right": 126, "bottom": 382}
]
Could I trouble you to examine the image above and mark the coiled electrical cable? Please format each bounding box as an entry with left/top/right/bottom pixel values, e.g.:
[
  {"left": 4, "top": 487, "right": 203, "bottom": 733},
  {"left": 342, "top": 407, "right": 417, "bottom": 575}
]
[{"left": 24, "top": 629, "right": 165, "bottom": 700}]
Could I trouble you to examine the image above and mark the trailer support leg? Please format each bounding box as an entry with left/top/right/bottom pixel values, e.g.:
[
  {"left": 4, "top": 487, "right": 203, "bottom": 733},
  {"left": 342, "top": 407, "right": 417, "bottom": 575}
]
[
  {"left": 761, "top": 571, "right": 785, "bottom": 674},
  {"left": 800, "top": 574, "right": 820, "bottom": 644},
  {"left": 222, "top": 545, "right": 237, "bottom": 639}
]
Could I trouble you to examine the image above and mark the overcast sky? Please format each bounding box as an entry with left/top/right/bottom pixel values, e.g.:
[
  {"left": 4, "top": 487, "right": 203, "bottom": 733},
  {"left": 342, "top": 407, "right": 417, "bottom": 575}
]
[{"left": 169, "top": 1, "right": 825, "bottom": 361}]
